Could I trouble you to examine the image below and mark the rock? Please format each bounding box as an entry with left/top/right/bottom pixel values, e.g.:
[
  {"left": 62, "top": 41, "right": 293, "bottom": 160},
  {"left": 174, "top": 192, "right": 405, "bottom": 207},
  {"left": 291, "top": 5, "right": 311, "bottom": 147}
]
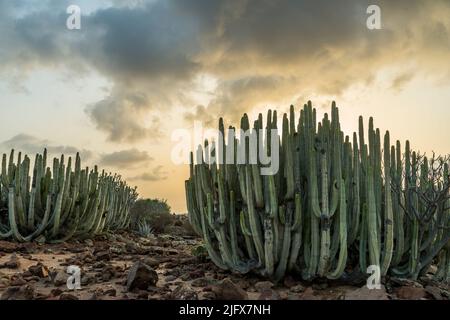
[
  {"left": 390, "top": 277, "right": 423, "bottom": 288},
  {"left": 203, "top": 292, "right": 216, "bottom": 300},
  {"left": 395, "top": 286, "right": 426, "bottom": 300},
  {"left": 0, "top": 253, "right": 20, "bottom": 269},
  {"left": 28, "top": 263, "right": 49, "bottom": 278},
  {"left": 418, "top": 276, "right": 439, "bottom": 287},
  {"left": 441, "top": 288, "right": 450, "bottom": 299},
  {"left": 89, "top": 293, "right": 99, "bottom": 300},
  {"left": 148, "top": 285, "right": 162, "bottom": 295},
  {"left": 1, "top": 285, "right": 35, "bottom": 300},
  {"left": 95, "top": 251, "right": 111, "bottom": 261},
  {"left": 189, "top": 270, "right": 205, "bottom": 279},
  {"left": 301, "top": 287, "right": 322, "bottom": 300},
  {"left": 33, "top": 292, "right": 49, "bottom": 300},
  {"left": 104, "top": 287, "right": 117, "bottom": 297},
  {"left": 0, "top": 278, "right": 10, "bottom": 288},
  {"left": 93, "top": 261, "right": 106, "bottom": 269},
  {"left": 126, "top": 262, "right": 158, "bottom": 291},
  {"left": 143, "top": 257, "right": 160, "bottom": 268},
  {"left": 340, "top": 271, "right": 368, "bottom": 286},
  {"left": 101, "top": 272, "right": 112, "bottom": 282},
  {"left": 53, "top": 270, "right": 68, "bottom": 287},
  {"left": 10, "top": 277, "right": 27, "bottom": 286},
  {"left": 22, "top": 270, "right": 33, "bottom": 277},
  {"left": 110, "top": 246, "right": 125, "bottom": 255},
  {"left": 165, "top": 275, "right": 177, "bottom": 282},
  {"left": 0, "top": 241, "right": 20, "bottom": 253},
  {"left": 60, "top": 293, "right": 79, "bottom": 300},
  {"left": 67, "top": 246, "right": 85, "bottom": 254},
  {"left": 258, "top": 289, "right": 281, "bottom": 300},
  {"left": 202, "top": 286, "right": 213, "bottom": 292},
  {"left": 279, "top": 291, "right": 289, "bottom": 300},
  {"left": 180, "top": 273, "right": 191, "bottom": 281},
  {"left": 35, "top": 236, "right": 46, "bottom": 244},
  {"left": 254, "top": 281, "right": 274, "bottom": 292},
  {"left": 125, "top": 242, "right": 138, "bottom": 253},
  {"left": 167, "top": 249, "right": 179, "bottom": 255},
  {"left": 283, "top": 276, "right": 296, "bottom": 288},
  {"left": 149, "top": 246, "right": 165, "bottom": 255},
  {"left": 20, "top": 253, "right": 33, "bottom": 259},
  {"left": 136, "top": 290, "right": 148, "bottom": 300},
  {"left": 344, "top": 286, "right": 389, "bottom": 300},
  {"left": 425, "top": 286, "right": 443, "bottom": 300},
  {"left": 24, "top": 276, "right": 40, "bottom": 282},
  {"left": 164, "top": 268, "right": 181, "bottom": 277},
  {"left": 137, "top": 291, "right": 149, "bottom": 299},
  {"left": 290, "top": 284, "right": 305, "bottom": 293},
  {"left": 81, "top": 274, "right": 95, "bottom": 286},
  {"left": 80, "top": 252, "right": 94, "bottom": 263},
  {"left": 191, "top": 277, "right": 209, "bottom": 287},
  {"left": 312, "top": 282, "right": 328, "bottom": 290},
  {"left": 50, "top": 288, "right": 63, "bottom": 297},
  {"left": 427, "top": 265, "right": 438, "bottom": 275},
  {"left": 212, "top": 278, "right": 248, "bottom": 300},
  {"left": 235, "top": 279, "right": 251, "bottom": 290},
  {"left": 101, "top": 265, "right": 115, "bottom": 281},
  {"left": 169, "top": 284, "right": 198, "bottom": 300}
]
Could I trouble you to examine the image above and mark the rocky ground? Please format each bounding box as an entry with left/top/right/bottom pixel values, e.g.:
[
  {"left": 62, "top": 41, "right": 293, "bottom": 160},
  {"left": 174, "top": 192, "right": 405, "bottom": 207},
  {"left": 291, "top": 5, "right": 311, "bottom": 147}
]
[{"left": 0, "top": 231, "right": 448, "bottom": 300}]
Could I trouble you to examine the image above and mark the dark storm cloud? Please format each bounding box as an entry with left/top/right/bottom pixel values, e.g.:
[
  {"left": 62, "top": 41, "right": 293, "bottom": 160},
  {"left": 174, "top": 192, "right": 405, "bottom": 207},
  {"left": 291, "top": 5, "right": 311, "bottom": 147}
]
[
  {"left": 181, "top": 0, "right": 450, "bottom": 123},
  {"left": 1, "top": 0, "right": 449, "bottom": 138},
  {"left": 79, "top": 1, "right": 204, "bottom": 142},
  {"left": 99, "top": 148, "right": 153, "bottom": 167},
  {"left": 86, "top": 88, "right": 163, "bottom": 142},
  {"left": 0, "top": 134, "right": 93, "bottom": 159},
  {"left": 1, "top": 0, "right": 202, "bottom": 142},
  {"left": 80, "top": 2, "right": 200, "bottom": 82}
]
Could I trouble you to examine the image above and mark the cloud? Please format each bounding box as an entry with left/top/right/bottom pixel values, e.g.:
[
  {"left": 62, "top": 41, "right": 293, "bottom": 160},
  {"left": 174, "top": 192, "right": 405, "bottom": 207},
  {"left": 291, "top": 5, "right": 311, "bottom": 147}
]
[
  {"left": 185, "top": 75, "right": 299, "bottom": 125},
  {"left": 128, "top": 165, "right": 168, "bottom": 181},
  {"left": 391, "top": 72, "right": 414, "bottom": 91},
  {"left": 0, "top": 134, "right": 93, "bottom": 159},
  {"left": 181, "top": 0, "right": 450, "bottom": 125},
  {"left": 86, "top": 88, "right": 163, "bottom": 142},
  {"left": 1, "top": 0, "right": 450, "bottom": 136},
  {"left": 99, "top": 148, "right": 153, "bottom": 167}
]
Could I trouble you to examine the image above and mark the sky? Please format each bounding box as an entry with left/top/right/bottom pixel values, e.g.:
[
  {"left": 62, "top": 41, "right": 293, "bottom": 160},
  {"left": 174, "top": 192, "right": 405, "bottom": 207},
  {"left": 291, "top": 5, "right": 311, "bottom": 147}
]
[{"left": 0, "top": 0, "right": 449, "bottom": 213}]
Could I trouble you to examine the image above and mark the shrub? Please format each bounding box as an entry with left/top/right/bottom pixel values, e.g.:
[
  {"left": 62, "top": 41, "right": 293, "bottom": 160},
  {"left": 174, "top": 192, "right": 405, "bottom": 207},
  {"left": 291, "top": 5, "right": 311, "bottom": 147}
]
[{"left": 130, "top": 198, "right": 174, "bottom": 233}]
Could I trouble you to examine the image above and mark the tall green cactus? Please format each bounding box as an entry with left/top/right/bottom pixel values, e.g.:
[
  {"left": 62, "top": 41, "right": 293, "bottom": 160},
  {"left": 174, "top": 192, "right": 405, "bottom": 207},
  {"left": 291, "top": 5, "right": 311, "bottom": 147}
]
[
  {"left": 186, "top": 101, "right": 450, "bottom": 281},
  {"left": 0, "top": 149, "right": 138, "bottom": 242}
]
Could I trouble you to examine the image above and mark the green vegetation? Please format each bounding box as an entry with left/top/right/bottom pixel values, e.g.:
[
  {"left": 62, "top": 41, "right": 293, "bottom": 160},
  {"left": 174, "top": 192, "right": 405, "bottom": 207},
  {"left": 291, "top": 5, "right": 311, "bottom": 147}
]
[
  {"left": 130, "top": 198, "right": 173, "bottom": 233},
  {"left": 186, "top": 101, "right": 450, "bottom": 281},
  {"left": 0, "top": 149, "right": 137, "bottom": 243}
]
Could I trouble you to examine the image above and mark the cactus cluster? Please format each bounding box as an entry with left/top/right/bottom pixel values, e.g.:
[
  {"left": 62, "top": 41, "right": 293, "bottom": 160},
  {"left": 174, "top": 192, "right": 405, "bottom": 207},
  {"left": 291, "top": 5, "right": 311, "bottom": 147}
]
[
  {"left": 186, "top": 101, "right": 450, "bottom": 281},
  {"left": 0, "top": 149, "right": 138, "bottom": 243}
]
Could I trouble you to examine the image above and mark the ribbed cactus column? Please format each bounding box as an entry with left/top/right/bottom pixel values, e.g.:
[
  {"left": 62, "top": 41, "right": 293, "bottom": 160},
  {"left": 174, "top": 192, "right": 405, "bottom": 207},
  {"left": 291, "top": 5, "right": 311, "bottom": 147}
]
[
  {"left": 0, "top": 149, "right": 138, "bottom": 243},
  {"left": 381, "top": 131, "right": 394, "bottom": 275},
  {"left": 185, "top": 101, "right": 450, "bottom": 281}
]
